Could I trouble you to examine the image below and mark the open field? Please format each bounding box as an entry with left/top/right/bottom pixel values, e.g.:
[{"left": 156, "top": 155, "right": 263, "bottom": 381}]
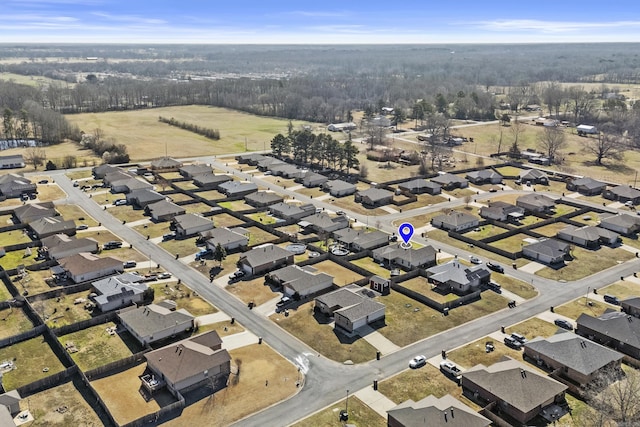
[
  {"left": 0, "top": 307, "right": 34, "bottom": 339},
  {"left": 536, "top": 246, "right": 635, "bottom": 281},
  {"left": 293, "top": 397, "right": 385, "bottom": 427},
  {"left": 150, "top": 281, "right": 217, "bottom": 316},
  {"left": 271, "top": 301, "right": 378, "bottom": 363},
  {"left": 310, "top": 260, "right": 364, "bottom": 286},
  {"left": 0, "top": 336, "right": 66, "bottom": 390},
  {"left": 66, "top": 106, "right": 314, "bottom": 161},
  {"left": 226, "top": 277, "right": 278, "bottom": 306},
  {"left": 0, "top": 142, "right": 101, "bottom": 173},
  {"left": 163, "top": 344, "right": 300, "bottom": 427},
  {"left": 554, "top": 297, "right": 617, "bottom": 320},
  {"left": 59, "top": 322, "right": 143, "bottom": 371}
]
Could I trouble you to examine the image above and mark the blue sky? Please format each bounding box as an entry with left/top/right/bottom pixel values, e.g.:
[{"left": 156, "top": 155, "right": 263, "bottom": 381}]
[{"left": 2, "top": 0, "right": 640, "bottom": 44}]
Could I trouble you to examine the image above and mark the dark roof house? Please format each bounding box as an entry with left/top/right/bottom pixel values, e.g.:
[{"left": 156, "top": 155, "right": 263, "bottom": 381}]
[
  {"left": 179, "top": 164, "right": 212, "bottom": 178},
  {"left": 172, "top": 213, "right": 214, "bottom": 237},
  {"left": 372, "top": 244, "right": 436, "bottom": 270},
  {"left": 430, "top": 173, "right": 468, "bottom": 190},
  {"left": 13, "top": 202, "right": 57, "bottom": 224},
  {"left": 398, "top": 178, "right": 441, "bottom": 195},
  {"left": 193, "top": 173, "right": 233, "bottom": 190},
  {"left": 567, "top": 177, "right": 606, "bottom": 196},
  {"left": 479, "top": 201, "right": 524, "bottom": 222},
  {"left": 516, "top": 193, "right": 556, "bottom": 213},
  {"left": 576, "top": 310, "right": 640, "bottom": 359},
  {"left": 298, "top": 212, "right": 349, "bottom": 233},
  {"left": 466, "top": 169, "right": 503, "bottom": 185},
  {"left": 603, "top": 185, "right": 640, "bottom": 204},
  {"left": 118, "top": 303, "right": 195, "bottom": 346},
  {"left": 355, "top": 188, "right": 394, "bottom": 207},
  {"left": 218, "top": 181, "right": 258, "bottom": 197},
  {"left": 388, "top": 394, "right": 491, "bottom": 427},
  {"left": 322, "top": 180, "right": 357, "bottom": 197},
  {"left": 522, "top": 239, "right": 570, "bottom": 264},
  {"left": 557, "top": 225, "right": 619, "bottom": 248},
  {"left": 244, "top": 191, "right": 283, "bottom": 207},
  {"left": 238, "top": 244, "right": 294, "bottom": 275},
  {"left": 145, "top": 200, "right": 186, "bottom": 222},
  {"left": 426, "top": 259, "right": 491, "bottom": 295},
  {"left": 431, "top": 211, "right": 479, "bottom": 232},
  {"left": 598, "top": 213, "right": 640, "bottom": 235},
  {"left": 30, "top": 216, "right": 76, "bottom": 239},
  {"left": 126, "top": 188, "right": 165, "bottom": 208},
  {"left": 519, "top": 169, "right": 548, "bottom": 184}
]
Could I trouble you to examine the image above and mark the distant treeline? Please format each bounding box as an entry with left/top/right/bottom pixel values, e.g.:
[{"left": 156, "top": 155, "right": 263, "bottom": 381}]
[{"left": 158, "top": 116, "right": 220, "bottom": 140}]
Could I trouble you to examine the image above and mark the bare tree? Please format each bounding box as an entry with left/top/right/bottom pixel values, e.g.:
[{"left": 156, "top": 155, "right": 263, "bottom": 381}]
[
  {"left": 24, "top": 146, "right": 46, "bottom": 170},
  {"left": 580, "top": 367, "right": 640, "bottom": 426},
  {"left": 542, "top": 81, "right": 564, "bottom": 117},
  {"left": 509, "top": 119, "right": 525, "bottom": 156},
  {"left": 566, "top": 86, "right": 595, "bottom": 123},
  {"left": 538, "top": 126, "right": 566, "bottom": 163},
  {"left": 585, "top": 127, "right": 625, "bottom": 165}
]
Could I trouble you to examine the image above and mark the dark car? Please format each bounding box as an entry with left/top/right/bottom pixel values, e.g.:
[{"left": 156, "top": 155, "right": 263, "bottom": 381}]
[
  {"left": 103, "top": 241, "right": 123, "bottom": 250},
  {"left": 38, "top": 179, "right": 49, "bottom": 184},
  {"left": 554, "top": 319, "right": 574, "bottom": 330},
  {"left": 228, "top": 270, "right": 246, "bottom": 283},
  {"left": 504, "top": 336, "right": 522, "bottom": 350},
  {"left": 486, "top": 262, "right": 504, "bottom": 273}
]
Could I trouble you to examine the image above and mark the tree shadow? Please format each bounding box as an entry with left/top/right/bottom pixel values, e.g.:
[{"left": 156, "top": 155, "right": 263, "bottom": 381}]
[{"left": 581, "top": 160, "right": 635, "bottom": 175}]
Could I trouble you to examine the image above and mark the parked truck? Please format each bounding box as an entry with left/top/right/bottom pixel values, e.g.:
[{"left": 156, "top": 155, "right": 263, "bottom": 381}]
[
  {"left": 440, "top": 360, "right": 462, "bottom": 378},
  {"left": 577, "top": 124, "right": 598, "bottom": 136}
]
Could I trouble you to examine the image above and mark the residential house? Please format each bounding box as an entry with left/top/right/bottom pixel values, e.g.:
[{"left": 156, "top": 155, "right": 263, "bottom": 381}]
[
  {"left": 398, "top": 178, "right": 441, "bottom": 195},
  {"left": 13, "top": 201, "right": 57, "bottom": 224},
  {"left": 314, "top": 284, "right": 385, "bottom": 333},
  {"left": 322, "top": 180, "right": 357, "bottom": 197},
  {"left": 431, "top": 211, "right": 479, "bottom": 232},
  {"left": 557, "top": 225, "right": 619, "bottom": 248},
  {"left": 519, "top": 169, "right": 549, "bottom": 184},
  {"left": 257, "top": 157, "right": 286, "bottom": 171},
  {"left": 270, "top": 163, "right": 303, "bottom": 179},
  {"left": 103, "top": 170, "right": 135, "bottom": 187},
  {"left": 267, "top": 265, "right": 334, "bottom": 297},
  {"left": 577, "top": 310, "right": 640, "bottom": 359},
  {"left": 172, "top": 213, "right": 214, "bottom": 237},
  {"left": 236, "top": 153, "right": 266, "bottom": 165},
  {"left": 244, "top": 191, "right": 283, "bottom": 208},
  {"left": 0, "top": 390, "right": 21, "bottom": 427},
  {"left": 372, "top": 244, "right": 436, "bottom": 270},
  {"left": 426, "top": 259, "right": 491, "bottom": 295},
  {"left": 0, "top": 154, "right": 25, "bottom": 169},
  {"left": 355, "top": 188, "right": 394, "bottom": 207},
  {"left": 479, "top": 201, "right": 525, "bottom": 222},
  {"left": 203, "top": 227, "right": 248, "bottom": 252},
  {"left": 302, "top": 171, "right": 328, "bottom": 188},
  {"left": 144, "top": 331, "right": 231, "bottom": 396},
  {"left": 41, "top": 234, "right": 99, "bottom": 260},
  {"left": 522, "top": 239, "right": 570, "bottom": 264},
  {"left": 523, "top": 333, "right": 623, "bottom": 388},
  {"left": 461, "top": 357, "right": 567, "bottom": 425},
  {"left": 567, "top": 177, "right": 606, "bottom": 196},
  {"left": 126, "top": 188, "right": 165, "bottom": 208},
  {"left": 430, "top": 173, "right": 468, "bottom": 190},
  {"left": 298, "top": 212, "right": 349, "bottom": 234},
  {"left": 269, "top": 202, "right": 316, "bottom": 221},
  {"left": 92, "top": 164, "right": 119, "bottom": 179},
  {"left": 333, "top": 228, "right": 389, "bottom": 251},
  {"left": 388, "top": 394, "right": 491, "bottom": 427},
  {"left": 91, "top": 272, "right": 148, "bottom": 312},
  {"left": 145, "top": 200, "right": 185, "bottom": 222},
  {"left": 109, "top": 177, "right": 153, "bottom": 194},
  {"left": 218, "top": 181, "right": 258, "bottom": 197},
  {"left": 118, "top": 304, "right": 195, "bottom": 346},
  {"left": 598, "top": 213, "right": 640, "bottom": 235},
  {"left": 466, "top": 169, "right": 503, "bottom": 185},
  {"left": 193, "top": 173, "right": 232, "bottom": 190},
  {"left": 621, "top": 297, "right": 640, "bottom": 318},
  {"left": 603, "top": 185, "right": 640, "bottom": 204},
  {"left": 327, "top": 122, "right": 357, "bottom": 132},
  {"left": 179, "top": 164, "right": 212, "bottom": 179},
  {"left": 150, "top": 157, "right": 182, "bottom": 172},
  {"left": 58, "top": 252, "right": 124, "bottom": 283},
  {"left": 0, "top": 173, "right": 36, "bottom": 198},
  {"left": 516, "top": 193, "right": 556, "bottom": 213},
  {"left": 238, "top": 244, "right": 294, "bottom": 275},
  {"left": 29, "top": 216, "right": 76, "bottom": 239}
]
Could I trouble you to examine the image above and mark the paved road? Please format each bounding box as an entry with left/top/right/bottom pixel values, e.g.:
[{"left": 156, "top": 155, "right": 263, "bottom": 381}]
[{"left": 44, "top": 165, "right": 640, "bottom": 427}]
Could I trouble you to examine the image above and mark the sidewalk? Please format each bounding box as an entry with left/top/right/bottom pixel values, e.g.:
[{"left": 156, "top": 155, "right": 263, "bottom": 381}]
[
  {"left": 353, "top": 387, "right": 397, "bottom": 418},
  {"left": 222, "top": 330, "right": 260, "bottom": 351},
  {"left": 358, "top": 325, "right": 400, "bottom": 355},
  {"left": 196, "top": 311, "right": 231, "bottom": 325}
]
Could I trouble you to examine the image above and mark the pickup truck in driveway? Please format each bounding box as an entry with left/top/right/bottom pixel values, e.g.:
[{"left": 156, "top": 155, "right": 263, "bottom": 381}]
[{"left": 440, "top": 360, "right": 462, "bottom": 378}]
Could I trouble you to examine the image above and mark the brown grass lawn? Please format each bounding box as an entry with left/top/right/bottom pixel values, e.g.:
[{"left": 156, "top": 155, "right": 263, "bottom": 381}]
[
  {"left": 65, "top": 169, "right": 93, "bottom": 180},
  {"left": 217, "top": 200, "right": 253, "bottom": 211},
  {"left": 167, "top": 192, "right": 194, "bottom": 203},
  {"left": 0, "top": 228, "right": 32, "bottom": 246},
  {"left": 621, "top": 236, "right": 640, "bottom": 251},
  {"left": 133, "top": 220, "right": 171, "bottom": 239},
  {"left": 326, "top": 197, "right": 389, "bottom": 217},
  {"left": 151, "top": 281, "right": 218, "bottom": 316},
  {"left": 108, "top": 205, "right": 148, "bottom": 223},
  {"left": 378, "top": 363, "right": 478, "bottom": 410},
  {"left": 92, "top": 363, "right": 177, "bottom": 425},
  {"left": 551, "top": 204, "right": 579, "bottom": 218},
  {"left": 31, "top": 292, "right": 94, "bottom": 328},
  {"left": 184, "top": 202, "right": 213, "bottom": 215},
  {"left": 0, "top": 197, "right": 22, "bottom": 209},
  {"left": 59, "top": 322, "right": 143, "bottom": 371},
  {"left": 88, "top": 191, "right": 114, "bottom": 206},
  {"left": 102, "top": 247, "right": 147, "bottom": 263},
  {"left": 293, "top": 397, "right": 385, "bottom": 427},
  {"left": 350, "top": 257, "right": 389, "bottom": 277},
  {"left": 226, "top": 277, "right": 278, "bottom": 306},
  {"left": 294, "top": 186, "right": 325, "bottom": 198},
  {"left": 566, "top": 211, "right": 600, "bottom": 225},
  {"left": 375, "top": 290, "right": 508, "bottom": 347},
  {"left": 601, "top": 280, "right": 640, "bottom": 300},
  {"left": 0, "top": 307, "right": 34, "bottom": 339},
  {"left": 66, "top": 106, "right": 314, "bottom": 160},
  {"left": 536, "top": 246, "right": 635, "bottom": 281},
  {"left": 12, "top": 269, "right": 60, "bottom": 296},
  {"left": 484, "top": 192, "right": 521, "bottom": 205},
  {"left": 505, "top": 317, "right": 559, "bottom": 340},
  {"left": 55, "top": 204, "right": 99, "bottom": 226},
  {"left": 400, "top": 277, "right": 457, "bottom": 303},
  {"left": 0, "top": 142, "right": 101, "bottom": 173},
  {"left": 310, "top": 260, "right": 364, "bottom": 286},
  {"left": 172, "top": 181, "right": 199, "bottom": 191},
  {"left": 0, "top": 280, "right": 12, "bottom": 302},
  {"left": 534, "top": 222, "right": 570, "bottom": 237},
  {"left": 164, "top": 344, "right": 300, "bottom": 426},
  {"left": 196, "top": 319, "right": 245, "bottom": 337},
  {"left": 494, "top": 274, "right": 538, "bottom": 299},
  {"left": 554, "top": 297, "right": 618, "bottom": 320},
  {"left": 494, "top": 166, "right": 524, "bottom": 177},
  {"left": 159, "top": 236, "right": 199, "bottom": 258},
  {"left": 0, "top": 336, "right": 66, "bottom": 390},
  {"left": 490, "top": 233, "right": 534, "bottom": 253},
  {"left": 35, "top": 183, "right": 67, "bottom": 202},
  {"left": 245, "top": 226, "right": 279, "bottom": 246},
  {"left": 463, "top": 223, "right": 509, "bottom": 240},
  {"left": 271, "top": 301, "right": 378, "bottom": 363},
  {"left": 247, "top": 211, "right": 278, "bottom": 225},
  {"left": 210, "top": 212, "right": 246, "bottom": 228},
  {"left": 20, "top": 380, "right": 104, "bottom": 427},
  {"left": 447, "top": 336, "right": 534, "bottom": 372}
]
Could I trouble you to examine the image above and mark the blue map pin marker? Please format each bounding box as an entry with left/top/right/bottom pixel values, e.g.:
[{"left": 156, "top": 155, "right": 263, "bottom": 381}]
[{"left": 398, "top": 222, "right": 414, "bottom": 245}]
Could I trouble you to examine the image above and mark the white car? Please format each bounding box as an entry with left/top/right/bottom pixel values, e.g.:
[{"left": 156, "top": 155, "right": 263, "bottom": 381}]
[
  {"left": 470, "top": 256, "right": 482, "bottom": 264},
  {"left": 409, "top": 355, "right": 427, "bottom": 369}
]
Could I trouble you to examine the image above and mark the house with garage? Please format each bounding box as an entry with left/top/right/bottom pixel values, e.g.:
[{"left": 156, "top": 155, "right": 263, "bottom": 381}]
[
  {"left": 193, "top": 173, "right": 232, "bottom": 190},
  {"left": 203, "top": 227, "right": 248, "bottom": 252},
  {"left": 236, "top": 153, "right": 266, "bottom": 165},
  {"left": 522, "top": 239, "right": 570, "bottom": 264},
  {"left": 621, "top": 297, "right": 640, "bottom": 318},
  {"left": 466, "top": 169, "right": 503, "bottom": 185},
  {"left": 398, "top": 178, "right": 441, "bottom": 195},
  {"left": 426, "top": 259, "right": 491, "bottom": 295},
  {"left": 257, "top": 157, "right": 285, "bottom": 171},
  {"left": 172, "top": 213, "right": 214, "bottom": 237},
  {"left": 58, "top": 252, "right": 124, "bottom": 283},
  {"left": 103, "top": 170, "right": 134, "bottom": 187},
  {"left": 388, "top": 394, "right": 491, "bottom": 427},
  {"left": 431, "top": 211, "right": 479, "bottom": 232},
  {"left": 355, "top": 188, "right": 394, "bottom": 207},
  {"left": 109, "top": 177, "right": 153, "bottom": 194},
  {"left": 598, "top": 213, "right": 640, "bottom": 235},
  {"left": 30, "top": 216, "right": 76, "bottom": 239},
  {"left": 519, "top": 169, "right": 548, "bottom": 184},
  {"left": 566, "top": 177, "right": 606, "bottom": 196},
  {"left": 461, "top": 357, "right": 568, "bottom": 425},
  {"left": 322, "top": 180, "right": 357, "bottom": 197},
  {"left": 270, "top": 163, "right": 304, "bottom": 179},
  {"left": 301, "top": 171, "right": 328, "bottom": 188},
  {"left": 238, "top": 244, "right": 294, "bottom": 275},
  {"left": 298, "top": 212, "right": 349, "bottom": 234},
  {"left": 118, "top": 303, "right": 195, "bottom": 346},
  {"left": 143, "top": 331, "right": 231, "bottom": 397},
  {"left": 314, "top": 284, "right": 385, "bottom": 333},
  {"left": 150, "top": 157, "right": 182, "bottom": 172},
  {"left": 41, "top": 234, "right": 99, "bottom": 260},
  {"left": 179, "top": 164, "right": 212, "bottom": 179},
  {"left": 91, "top": 272, "right": 148, "bottom": 312},
  {"left": 0, "top": 154, "right": 25, "bottom": 169},
  {"left": 269, "top": 202, "right": 316, "bottom": 221},
  {"left": 516, "top": 193, "right": 556, "bottom": 213},
  {"left": 126, "top": 188, "right": 165, "bottom": 209},
  {"left": 333, "top": 228, "right": 390, "bottom": 251},
  {"left": 603, "top": 185, "right": 640, "bottom": 205},
  {"left": 557, "top": 225, "right": 619, "bottom": 248},
  {"left": 0, "top": 173, "right": 36, "bottom": 198},
  {"left": 92, "top": 164, "right": 119, "bottom": 179},
  {"left": 576, "top": 310, "right": 640, "bottom": 359},
  {"left": 479, "top": 201, "right": 525, "bottom": 222},
  {"left": 523, "top": 333, "right": 623, "bottom": 388},
  {"left": 244, "top": 191, "right": 283, "bottom": 208},
  {"left": 0, "top": 390, "right": 21, "bottom": 427},
  {"left": 430, "top": 173, "right": 468, "bottom": 190},
  {"left": 145, "top": 200, "right": 185, "bottom": 222},
  {"left": 13, "top": 202, "right": 57, "bottom": 224},
  {"left": 266, "top": 265, "right": 334, "bottom": 298},
  {"left": 372, "top": 244, "right": 436, "bottom": 270},
  {"left": 218, "top": 181, "right": 258, "bottom": 197}
]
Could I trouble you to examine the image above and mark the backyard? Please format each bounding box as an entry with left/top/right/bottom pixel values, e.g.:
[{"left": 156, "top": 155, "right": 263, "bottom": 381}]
[
  {"left": 536, "top": 246, "right": 635, "bottom": 281},
  {"left": 0, "top": 336, "right": 66, "bottom": 390},
  {"left": 31, "top": 292, "right": 95, "bottom": 328},
  {"left": 310, "top": 260, "right": 364, "bottom": 286},
  {"left": 0, "top": 307, "right": 34, "bottom": 340},
  {"left": 150, "top": 281, "right": 218, "bottom": 316}
]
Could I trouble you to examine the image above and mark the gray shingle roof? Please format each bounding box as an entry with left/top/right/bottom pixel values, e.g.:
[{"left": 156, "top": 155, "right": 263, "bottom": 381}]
[
  {"left": 388, "top": 394, "right": 491, "bottom": 427},
  {"left": 577, "top": 311, "right": 640, "bottom": 350},
  {"left": 118, "top": 304, "right": 194, "bottom": 339},
  {"left": 432, "top": 211, "right": 478, "bottom": 227},
  {"left": 524, "top": 238, "right": 569, "bottom": 257}
]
